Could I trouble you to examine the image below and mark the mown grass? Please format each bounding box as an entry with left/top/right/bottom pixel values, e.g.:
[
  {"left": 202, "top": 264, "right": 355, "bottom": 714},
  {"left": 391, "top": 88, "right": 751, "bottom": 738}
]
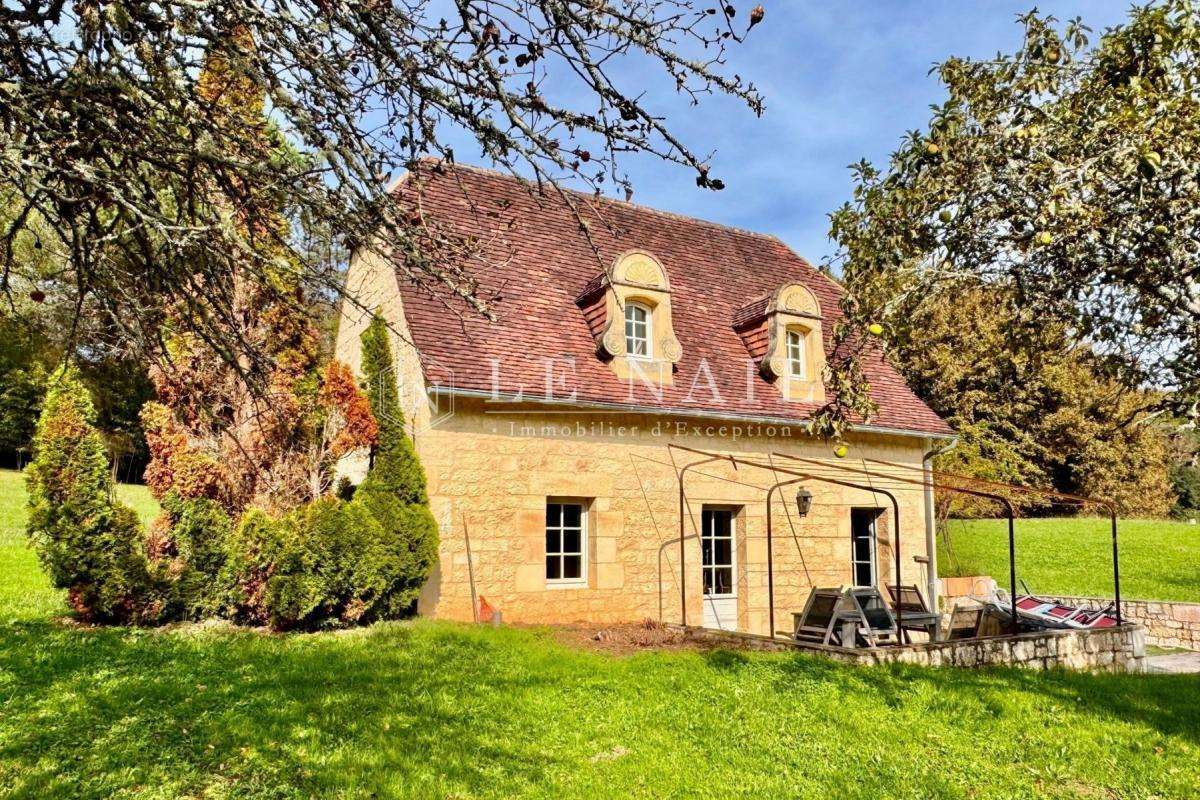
[
  {"left": 2, "top": 468, "right": 1199, "bottom": 799},
  {"left": 939, "top": 516, "right": 1200, "bottom": 604},
  {"left": 0, "top": 469, "right": 159, "bottom": 623}
]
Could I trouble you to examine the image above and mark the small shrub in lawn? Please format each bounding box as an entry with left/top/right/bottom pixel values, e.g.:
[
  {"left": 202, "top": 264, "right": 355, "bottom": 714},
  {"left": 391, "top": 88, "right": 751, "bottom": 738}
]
[
  {"left": 25, "top": 366, "right": 150, "bottom": 622},
  {"left": 1171, "top": 464, "right": 1200, "bottom": 518}
]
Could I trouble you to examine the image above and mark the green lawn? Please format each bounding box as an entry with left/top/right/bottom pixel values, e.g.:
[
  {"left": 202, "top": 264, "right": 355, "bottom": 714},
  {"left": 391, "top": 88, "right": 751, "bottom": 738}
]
[
  {"left": 939, "top": 517, "right": 1200, "bottom": 604},
  {"left": 0, "top": 469, "right": 160, "bottom": 623},
  {"left": 2, "top": 469, "right": 1200, "bottom": 799}
]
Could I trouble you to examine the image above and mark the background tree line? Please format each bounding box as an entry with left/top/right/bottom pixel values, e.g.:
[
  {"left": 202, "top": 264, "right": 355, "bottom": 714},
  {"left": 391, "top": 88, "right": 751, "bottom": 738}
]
[
  {"left": 0, "top": 306, "right": 153, "bottom": 480},
  {"left": 867, "top": 281, "right": 1194, "bottom": 518}
]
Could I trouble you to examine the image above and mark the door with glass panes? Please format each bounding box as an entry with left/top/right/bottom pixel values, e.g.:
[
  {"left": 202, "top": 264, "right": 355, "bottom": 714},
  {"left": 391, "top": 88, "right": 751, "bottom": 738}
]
[
  {"left": 701, "top": 507, "right": 737, "bottom": 630},
  {"left": 850, "top": 508, "right": 880, "bottom": 587}
]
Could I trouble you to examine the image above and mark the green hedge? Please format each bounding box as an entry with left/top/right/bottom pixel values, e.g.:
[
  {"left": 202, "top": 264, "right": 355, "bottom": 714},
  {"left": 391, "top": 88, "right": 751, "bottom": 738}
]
[{"left": 219, "top": 494, "right": 436, "bottom": 630}]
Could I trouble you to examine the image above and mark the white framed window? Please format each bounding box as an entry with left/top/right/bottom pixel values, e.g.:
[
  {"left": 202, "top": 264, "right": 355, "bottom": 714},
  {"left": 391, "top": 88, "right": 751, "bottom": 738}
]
[
  {"left": 545, "top": 500, "right": 588, "bottom": 586},
  {"left": 786, "top": 328, "right": 807, "bottom": 380},
  {"left": 624, "top": 301, "right": 652, "bottom": 359}
]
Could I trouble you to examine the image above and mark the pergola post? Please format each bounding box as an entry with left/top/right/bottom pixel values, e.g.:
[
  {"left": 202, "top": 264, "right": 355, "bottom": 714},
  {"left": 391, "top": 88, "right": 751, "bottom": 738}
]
[{"left": 676, "top": 454, "right": 723, "bottom": 627}]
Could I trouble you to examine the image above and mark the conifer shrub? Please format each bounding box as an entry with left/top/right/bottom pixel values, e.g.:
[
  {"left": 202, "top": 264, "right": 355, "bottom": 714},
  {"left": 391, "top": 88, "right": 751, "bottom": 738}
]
[
  {"left": 357, "top": 315, "right": 428, "bottom": 504},
  {"left": 26, "top": 320, "right": 437, "bottom": 631},
  {"left": 217, "top": 316, "right": 440, "bottom": 630},
  {"left": 217, "top": 508, "right": 283, "bottom": 626},
  {"left": 140, "top": 401, "right": 229, "bottom": 504},
  {"left": 151, "top": 491, "right": 234, "bottom": 619},
  {"left": 353, "top": 491, "right": 438, "bottom": 616},
  {"left": 25, "top": 367, "right": 150, "bottom": 622},
  {"left": 220, "top": 496, "right": 422, "bottom": 630},
  {"left": 356, "top": 315, "right": 438, "bottom": 604}
]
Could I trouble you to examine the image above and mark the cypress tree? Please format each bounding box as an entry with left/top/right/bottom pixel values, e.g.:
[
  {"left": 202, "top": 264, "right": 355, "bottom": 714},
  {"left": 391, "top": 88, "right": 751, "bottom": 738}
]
[
  {"left": 358, "top": 315, "right": 428, "bottom": 505},
  {"left": 354, "top": 315, "right": 438, "bottom": 614}
]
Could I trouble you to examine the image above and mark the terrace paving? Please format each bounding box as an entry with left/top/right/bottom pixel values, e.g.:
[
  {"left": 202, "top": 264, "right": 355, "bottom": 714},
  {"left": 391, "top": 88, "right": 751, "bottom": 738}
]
[{"left": 1145, "top": 650, "right": 1200, "bottom": 674}]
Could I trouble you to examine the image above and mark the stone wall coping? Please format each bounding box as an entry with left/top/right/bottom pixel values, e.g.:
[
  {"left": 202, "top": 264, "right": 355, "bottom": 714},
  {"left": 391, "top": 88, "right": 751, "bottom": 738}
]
[
  {"left": 667, "top": 622, "right": 1146, "bottom": 672},
  {"left": 1042, "top": 593, "right": 1199, "bottom": 607}
]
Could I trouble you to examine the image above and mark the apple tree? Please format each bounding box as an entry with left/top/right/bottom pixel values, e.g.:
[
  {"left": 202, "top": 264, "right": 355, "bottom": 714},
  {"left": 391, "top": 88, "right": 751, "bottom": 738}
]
[{"left": 826, "top": 2, "right": 1200, "bottom": 437}]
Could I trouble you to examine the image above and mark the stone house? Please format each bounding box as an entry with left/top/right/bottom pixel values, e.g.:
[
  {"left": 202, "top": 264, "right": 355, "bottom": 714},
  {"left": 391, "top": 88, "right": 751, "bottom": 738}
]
[{"left": 335, "top": 161, "right": 954, "bottom": 636}]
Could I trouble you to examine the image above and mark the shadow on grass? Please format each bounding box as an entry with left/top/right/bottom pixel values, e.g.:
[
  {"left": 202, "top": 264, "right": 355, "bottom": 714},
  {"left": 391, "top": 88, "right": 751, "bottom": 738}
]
[
  {"left": 699, "top": 648, "right": 751, "bottom": 670},
  {"left": 0, "top": 620, "right": 563, "bottom": 798},
  {"left": 766, "top": 647, "right": 1200, "bottom": 743},
  {"left": 2, "top": 618, "right": 1199, "bottom": 799}
]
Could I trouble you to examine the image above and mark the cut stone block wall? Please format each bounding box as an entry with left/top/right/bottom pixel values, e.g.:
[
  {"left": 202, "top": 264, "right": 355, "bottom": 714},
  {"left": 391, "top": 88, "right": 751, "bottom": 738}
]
[
  {"left": 939, "top": 576, "right": 1200, "bottom": 651},
  {"left": 675, "top": 623, "right": 1147, "bottom": 673},
  {"left": 407, "top": 399, "right": 936, "bottom": 636},
  {"left": 1044, "top": 595, "right": 1200, "bottom": 651}
]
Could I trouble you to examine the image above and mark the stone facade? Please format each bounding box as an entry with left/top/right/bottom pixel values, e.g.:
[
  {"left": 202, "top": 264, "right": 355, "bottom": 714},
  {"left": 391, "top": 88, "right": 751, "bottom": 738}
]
[
  {"left": 405, "top": 398, "right": 933, "bottom": 636},
  {"left": 334, "top": 252, "right": 940, "bottom": 636},
  {"left": 677, "top": 624, "right": 1148, "bottom": 673}
]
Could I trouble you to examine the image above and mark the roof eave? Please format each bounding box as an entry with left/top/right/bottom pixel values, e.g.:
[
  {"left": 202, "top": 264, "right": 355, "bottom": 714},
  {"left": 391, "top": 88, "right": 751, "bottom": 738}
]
[{"left": 444, "top": 387, "right": 956, "bottom": 442}]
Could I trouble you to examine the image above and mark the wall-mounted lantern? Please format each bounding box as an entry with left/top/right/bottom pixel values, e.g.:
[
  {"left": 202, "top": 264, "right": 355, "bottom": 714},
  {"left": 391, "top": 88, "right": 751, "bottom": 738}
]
[{"left": 795, "top": 487, "right": 813, "bottom": 518}]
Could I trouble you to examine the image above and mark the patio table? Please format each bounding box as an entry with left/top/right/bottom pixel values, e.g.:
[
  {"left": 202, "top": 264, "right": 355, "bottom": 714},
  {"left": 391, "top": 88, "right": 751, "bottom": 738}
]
[{"left": 896, "top": 611, "right": 941, "bottom": 643}]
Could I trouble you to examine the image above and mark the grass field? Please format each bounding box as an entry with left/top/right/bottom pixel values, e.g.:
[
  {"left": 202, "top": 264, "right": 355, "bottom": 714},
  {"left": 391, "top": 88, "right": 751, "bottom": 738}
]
[
  {"left": 2, "top": 468, "right": 1200, "bottom": 799},
  {"left": 0, "top": 469, "right": 160, "bottom": 623},
  {"left": 939, "top": 517, "right": 1200, "bottom": 604}
]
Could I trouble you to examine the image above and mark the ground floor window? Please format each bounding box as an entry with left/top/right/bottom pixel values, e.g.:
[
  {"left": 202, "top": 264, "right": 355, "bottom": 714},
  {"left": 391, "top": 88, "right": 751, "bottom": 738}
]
[
  {"left": 546, "top": 500, "right": 587, "bottom": 586},
  {"left": 850, "top": 508, "right": 881, "bottom": 587}
]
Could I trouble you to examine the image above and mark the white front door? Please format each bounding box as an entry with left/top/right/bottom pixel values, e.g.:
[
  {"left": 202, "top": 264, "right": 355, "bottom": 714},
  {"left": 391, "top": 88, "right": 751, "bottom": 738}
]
[{"left": 701, "top": 507, "right": 737, "bottom": 630}]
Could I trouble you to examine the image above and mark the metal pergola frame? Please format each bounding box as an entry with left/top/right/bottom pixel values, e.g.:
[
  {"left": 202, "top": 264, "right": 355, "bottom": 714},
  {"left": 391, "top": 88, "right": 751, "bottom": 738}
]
[
  {"left": 854, "top": 454, "right": 1123, "bottom": 625},
  {"left": 667, "top": 443, "right": 1124, "bottom": 642}
]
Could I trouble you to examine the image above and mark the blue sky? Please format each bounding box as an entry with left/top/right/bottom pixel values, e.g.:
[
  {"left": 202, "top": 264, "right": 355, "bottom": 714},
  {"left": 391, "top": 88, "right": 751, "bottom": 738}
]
[{"left": 535, "top": 1, "right": 1133, "bottom": 267}]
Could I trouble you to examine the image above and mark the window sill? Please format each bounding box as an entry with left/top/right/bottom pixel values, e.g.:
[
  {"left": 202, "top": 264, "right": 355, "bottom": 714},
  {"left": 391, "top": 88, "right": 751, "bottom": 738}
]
[{"left": 546, "top": 580, "right": 589, "bottom": 590}]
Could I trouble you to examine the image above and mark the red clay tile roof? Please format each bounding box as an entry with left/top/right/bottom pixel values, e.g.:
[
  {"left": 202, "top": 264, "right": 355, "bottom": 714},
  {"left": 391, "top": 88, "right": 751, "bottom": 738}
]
[{"left": 388, "top": 161, "right": 953, "bottom": 437}]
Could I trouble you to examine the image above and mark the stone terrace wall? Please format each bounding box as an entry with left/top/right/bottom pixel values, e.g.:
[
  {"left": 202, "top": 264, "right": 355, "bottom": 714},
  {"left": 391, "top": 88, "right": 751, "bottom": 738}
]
[
  {"left": 940, "top": 577, "right": 1200, "bottom": 651},
  {"left": 675, "top": 624, "right": 1147, "bottom": 673},
  {"left": 1044, "top": 595, "right": 1200, "bottom": 651}
]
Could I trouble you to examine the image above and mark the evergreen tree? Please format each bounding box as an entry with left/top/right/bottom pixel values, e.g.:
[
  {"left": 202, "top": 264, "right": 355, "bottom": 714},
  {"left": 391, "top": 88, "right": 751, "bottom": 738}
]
[
  {"left": 358, "top": 315, "right": 428, "bottom": 505},
  {"left": 26, "top": 367, "right": 148, "bottom": 622},
  {"left": 353, "top": 315, "right": 437, "bottom": 614}
]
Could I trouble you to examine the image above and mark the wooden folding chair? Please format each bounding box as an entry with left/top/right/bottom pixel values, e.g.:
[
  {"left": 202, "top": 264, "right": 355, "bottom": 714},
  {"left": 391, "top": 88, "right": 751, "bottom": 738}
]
[
  {"left": 792, "top": 587, "right": 844, "bottom": 646},
  {"left": 886, "top": 584, "right": 942, "bottom": 642},
  {"left": 844, "top": 587, "right": 900, "bottom": 648}
]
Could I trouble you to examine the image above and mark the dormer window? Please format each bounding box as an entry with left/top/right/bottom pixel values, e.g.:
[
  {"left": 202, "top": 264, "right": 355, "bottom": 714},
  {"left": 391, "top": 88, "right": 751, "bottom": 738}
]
[
  {"left": 732, "top": 282, "right": 826, "bottom": 404},
  {"left": 624, "top": 301, "right": 652, "bottom": 359},
  {"left": 786, "top": 328, "right": 807, "bottom": 380},
  {"left": 578, "top": 251, "right": 682, "bottom": 386}
]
